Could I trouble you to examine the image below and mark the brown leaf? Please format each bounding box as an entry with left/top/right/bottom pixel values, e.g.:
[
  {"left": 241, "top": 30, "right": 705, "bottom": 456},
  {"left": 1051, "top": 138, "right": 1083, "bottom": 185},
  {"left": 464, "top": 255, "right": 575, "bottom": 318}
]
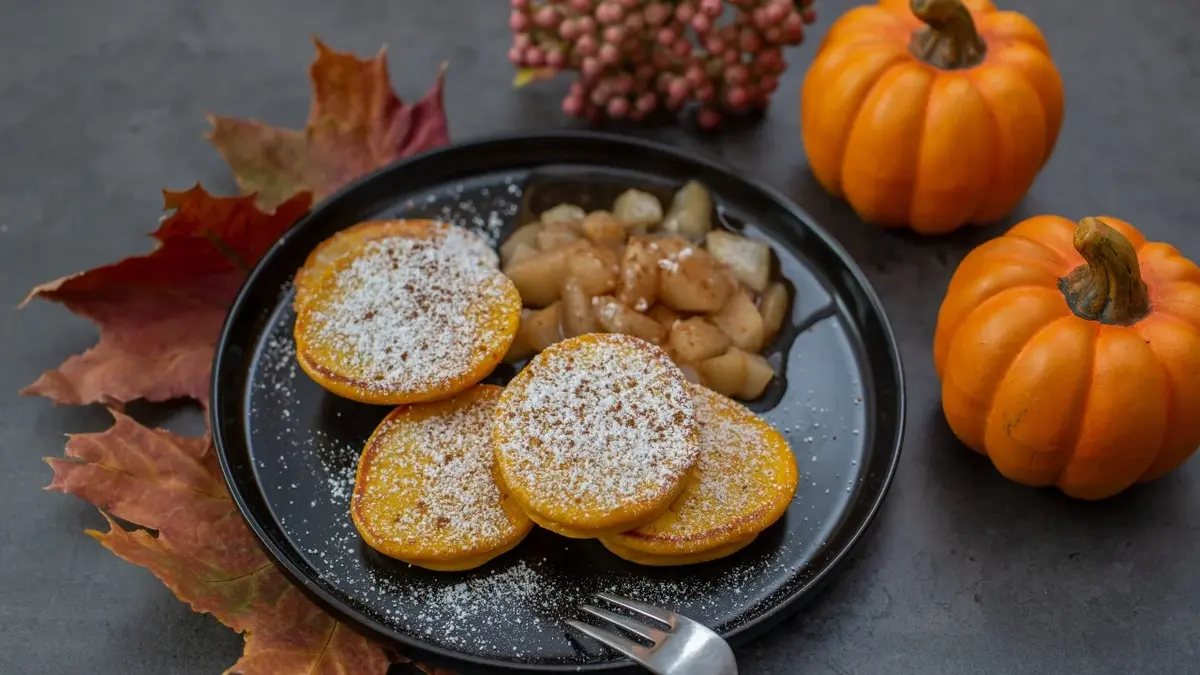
[
  {"left": 208, "top": 38, "right": 450, "bottom": 209},
  {"left": 21, "top": 186, "right": 311, "bottom": 408},
  {"left": 47, "top": 411, "right": 393, "bottom": 675}
]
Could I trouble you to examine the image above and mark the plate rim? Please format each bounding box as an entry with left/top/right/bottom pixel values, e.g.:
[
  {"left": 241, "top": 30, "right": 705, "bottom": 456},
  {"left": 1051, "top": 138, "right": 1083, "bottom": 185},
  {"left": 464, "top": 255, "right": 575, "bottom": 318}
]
[{"left": 210, "top": 130, "right": 906, "bottom": 672}]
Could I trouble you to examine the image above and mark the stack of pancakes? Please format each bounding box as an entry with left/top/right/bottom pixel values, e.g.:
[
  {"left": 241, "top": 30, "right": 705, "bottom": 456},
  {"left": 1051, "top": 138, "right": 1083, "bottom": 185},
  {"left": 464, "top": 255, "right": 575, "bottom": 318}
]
[{"left": 294, "top": 219, "right": 799, "bottom": 571}]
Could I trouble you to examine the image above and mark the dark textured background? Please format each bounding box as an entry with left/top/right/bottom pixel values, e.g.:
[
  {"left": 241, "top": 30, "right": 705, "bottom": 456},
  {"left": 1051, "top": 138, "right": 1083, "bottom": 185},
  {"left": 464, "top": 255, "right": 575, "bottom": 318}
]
[{"left": 2, "top": 1, "right": 1199, "bottom": 673}]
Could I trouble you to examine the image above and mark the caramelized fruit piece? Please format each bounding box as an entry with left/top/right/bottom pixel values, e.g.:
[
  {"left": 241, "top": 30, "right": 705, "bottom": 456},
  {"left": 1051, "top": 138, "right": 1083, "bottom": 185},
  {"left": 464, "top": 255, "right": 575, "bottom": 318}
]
[
  {"left": 503, "top": 310, "right": 537, "bottom": 364},
  {"left": 646, "top": 304, "right": 680, "bottom": 331},
  {"left": 617, "top": 236, "right": 661, "bottom": 311},
  {"left": 658, "top": 248, "right": 733, "bottom": 313},
  {"left": 697, "top": 347, "right": 747, "bottom": 398},
  {"left": 503, "top": 243, "right": 583, "bottom": 307},
  {"left": 580, "top": 210, "right": 626, "bottom": 248},
  {"left": 500, "top": 223, "right": 542, "bottom": 266},
  {"left": 594, "top": 295, "right": 667, "bottom": 345},
  {"left": 740, "top": 352, "right": 775, "bottom": 400},
  {"left": 661, "top": 180, "right": 713, "bottom": 239},
  {"left": 560, "top": 277, "right": 598, "bottom": 338},
  {"left": 759, "top": 282, "right": 789, "bottom": 344},
  {"left": 706, "top": 230, "right": 771, "bottom": 293},
  {"left": 506, "top": 242, "right": 538, "bottom": 267},
  {"left": 538, "top": 221, "right": 583, "bottom": 251},
  {"left": 668, "top": 317, "right": 732, "bottom": 364},
  {"left": 540, "top": 203, "right": 586, "bottom": 228},
  {"left": 519, "top": 302, "right": 563, "bottom": 352},
  {"left": 712, "top": 290, "right": 765, "bottom": 352},
  {"left": 567, "top": 244, "right": 619, "bottom": 296},
  {"left": 613, "top": 189, "right": 663, "bottom": 230}
]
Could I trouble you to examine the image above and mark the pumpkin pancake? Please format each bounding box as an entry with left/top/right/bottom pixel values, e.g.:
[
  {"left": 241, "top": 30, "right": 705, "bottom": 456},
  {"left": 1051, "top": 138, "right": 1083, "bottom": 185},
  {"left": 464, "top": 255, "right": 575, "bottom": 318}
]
[
  {"left": 293, "top": 219, "right": 521, "bottom": 405},
  {"left": 293, "top": 220, "right": 404, "bottom": 313},
  {"left": 600, "top": 384, "right": 798, "bottom": 566},
  {"left": 350, "top": 385, "right": 533, "bottom": 571},
  {"left": 493, "top": 333, "right": 700, "bottom": 539}
]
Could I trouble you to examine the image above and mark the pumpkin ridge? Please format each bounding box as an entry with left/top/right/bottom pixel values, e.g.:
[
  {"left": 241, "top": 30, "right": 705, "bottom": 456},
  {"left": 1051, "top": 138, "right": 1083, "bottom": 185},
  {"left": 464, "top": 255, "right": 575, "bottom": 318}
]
[
  {"left": 933, "top": 281, "right": 1055, "bottom": 374},
  {"left": 972, "top": 256, "right": 1060, "bottom": 280},
  {"left": 1133, "top": 321, "right": 1176, "bottom": 483},
  {"left": 1003, "top": 232, "right": 1069, "bottom": 266},
  {"left": 947, "top": 287, "right": 1064, "bottom": 410},
  {"left": 1023, "top": 78, "right": 1051, "bottom": 167},
  {"left": 1147, "top": 355, "right": 1173, "bottom": 481},
  {"left": 1048, "top": 320, "right": 1098, "bottom": 480},
  {"left": 820, "top": 6, "right": 908, "bottom": 51},
  {"left": 1151, "top": 280, "right": 1200, "bottom": 296},
  {"left": 836, "top": 37, "right": 909, "bottom": 52},
  {"left": 812, "top": 44, "right": 911, "bottom": 196},
  {"left": 903, "top": 72, "right": 939, "bottom": 228},
  {"left": 977, "top": 11, "right": 1051, "bottom": 56},
  {"left": 977, "top": 62, "right": 1053, "bottom": 170},
  {"left": 989, "top": 43, "right": 1063, "bottom": 160},
  {"left": 1137, "top": 243, "right": 1200, "bottom": 286},
  {"left": 965, "top": 71, "right": 1001, "bottom": 224},
  {"left": 1135, "top": 317, "right": 1200, "bottom": 481},
  {"left": 1152, "top": 287, "right": 1200, "bottom": 330},
  {"left": 975, "top": 314, "right": 1064, "bottom": 459},
  {"left": 838, "top": 61, "right": 921, "bottom": 212}
]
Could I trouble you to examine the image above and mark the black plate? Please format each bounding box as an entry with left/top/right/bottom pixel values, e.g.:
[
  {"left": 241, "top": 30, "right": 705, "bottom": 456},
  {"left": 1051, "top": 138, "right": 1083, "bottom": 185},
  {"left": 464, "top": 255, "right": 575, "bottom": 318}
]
[{"left": 211, "top": 132, "right": 905, "bottom": 673}]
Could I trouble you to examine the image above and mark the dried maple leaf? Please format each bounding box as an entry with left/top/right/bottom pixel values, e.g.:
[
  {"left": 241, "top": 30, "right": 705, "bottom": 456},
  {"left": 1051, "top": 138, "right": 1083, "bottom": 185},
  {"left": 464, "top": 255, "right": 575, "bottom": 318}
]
[
  {"left": 21, "top": 186, "right": 311, "bottom": 408},
  {"left": 46, "top": 411, "right": 394, "bottom": 675},
  {"left": 208, "top": 38, "right": 450, "bottom": 210}
]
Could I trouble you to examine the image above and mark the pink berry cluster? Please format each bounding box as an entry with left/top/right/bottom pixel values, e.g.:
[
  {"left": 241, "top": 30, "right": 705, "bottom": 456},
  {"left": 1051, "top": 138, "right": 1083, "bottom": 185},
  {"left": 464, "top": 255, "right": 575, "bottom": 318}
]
[{"left": 509, "top": 0, "right": 816, "bottom": 129}]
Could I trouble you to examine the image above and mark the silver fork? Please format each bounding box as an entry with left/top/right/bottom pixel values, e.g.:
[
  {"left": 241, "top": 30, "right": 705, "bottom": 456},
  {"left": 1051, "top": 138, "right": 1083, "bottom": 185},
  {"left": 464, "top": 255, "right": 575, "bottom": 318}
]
[{"left": 566, "top": 592, "right": 738, "bottom": 675}]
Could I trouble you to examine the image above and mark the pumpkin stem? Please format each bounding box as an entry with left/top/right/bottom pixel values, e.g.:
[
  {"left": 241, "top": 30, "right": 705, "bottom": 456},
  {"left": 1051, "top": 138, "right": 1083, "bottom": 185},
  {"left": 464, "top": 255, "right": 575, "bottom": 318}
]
[
  {"left": 1059, "top": 217, "right": 1151, "bottom": 326},
  {"left": 909, "top": 0, "right": 988, "bottom": 69}
]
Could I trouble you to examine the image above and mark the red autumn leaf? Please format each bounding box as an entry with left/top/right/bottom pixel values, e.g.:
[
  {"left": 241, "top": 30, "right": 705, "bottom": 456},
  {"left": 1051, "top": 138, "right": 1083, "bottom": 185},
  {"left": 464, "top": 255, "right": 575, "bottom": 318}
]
[
  {"left": 207, "top": 38, "right": 450, "bottom": 210},
  {"left": 21, "top": 186, "right": 311, "bottom": 408},
  {"left": 46, "top": 411, "right": 395, "bottom": 675}
]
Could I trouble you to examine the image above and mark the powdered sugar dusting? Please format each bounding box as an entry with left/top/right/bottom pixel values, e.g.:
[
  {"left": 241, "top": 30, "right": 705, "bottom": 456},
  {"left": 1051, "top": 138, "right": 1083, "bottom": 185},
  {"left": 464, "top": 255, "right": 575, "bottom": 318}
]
[
  {"left": 495, "top": 334, "right": 698, "bottom": 517},
  {"left": 389, "top": 175, "right": 523, "bottom": 246},
  {"left": 633, "top": 385, "right": 797, "bottom": 542},
  {"left": 353, "top": 390, "right": 522, "bottom": 557},
  {"left": 302, "top": 223, "right": 512, "bottom": 394}
]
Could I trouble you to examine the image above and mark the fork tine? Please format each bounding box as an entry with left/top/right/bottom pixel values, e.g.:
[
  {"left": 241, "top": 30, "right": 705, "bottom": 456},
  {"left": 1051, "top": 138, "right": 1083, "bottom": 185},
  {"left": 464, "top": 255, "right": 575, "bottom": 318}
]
[
  {"left": 565, "top": 619, "right": 653, "bottom": 662},
  {"left": 595, "top": 592, "right": 677, "bottom": 626},
  {"left": 580, "top": 604, "right": 668, "bottom": 643}
]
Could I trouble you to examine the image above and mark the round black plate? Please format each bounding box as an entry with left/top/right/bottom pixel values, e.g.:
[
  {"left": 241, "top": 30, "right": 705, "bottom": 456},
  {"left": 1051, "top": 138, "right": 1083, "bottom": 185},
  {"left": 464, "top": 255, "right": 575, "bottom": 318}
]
[{"left": 211, "top": 132, "right": 905, "bottom": 673}]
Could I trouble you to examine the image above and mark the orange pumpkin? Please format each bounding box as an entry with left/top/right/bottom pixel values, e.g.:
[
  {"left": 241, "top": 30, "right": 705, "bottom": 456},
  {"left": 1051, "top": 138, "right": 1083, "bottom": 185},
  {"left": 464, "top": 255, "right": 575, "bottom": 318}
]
[
  {"left": 934, "top": 216, "right": 1200, "bottom": 499},
  {"left": 801, "top": 0, "right": 1063, "bottom": 234}
]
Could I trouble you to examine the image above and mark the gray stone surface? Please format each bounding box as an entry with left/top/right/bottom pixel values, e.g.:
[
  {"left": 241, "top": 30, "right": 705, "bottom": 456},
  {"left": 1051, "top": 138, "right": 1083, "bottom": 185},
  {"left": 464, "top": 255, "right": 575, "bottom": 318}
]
[{"left": 2, "top": 0, "right": 1199, "bottom": 673}]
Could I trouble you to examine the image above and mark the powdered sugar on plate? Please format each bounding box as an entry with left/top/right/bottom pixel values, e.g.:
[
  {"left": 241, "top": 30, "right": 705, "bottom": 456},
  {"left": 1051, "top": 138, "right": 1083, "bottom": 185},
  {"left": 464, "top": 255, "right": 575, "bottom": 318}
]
[{"left": 494, "top": 333, "right": 699, "bottom": 520}]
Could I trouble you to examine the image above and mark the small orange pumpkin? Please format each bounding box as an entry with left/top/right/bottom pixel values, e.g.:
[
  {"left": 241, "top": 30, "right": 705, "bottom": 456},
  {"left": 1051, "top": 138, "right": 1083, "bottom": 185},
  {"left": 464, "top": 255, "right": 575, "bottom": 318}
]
[
  {"left": 801, "top": 0, "right": 1063, "bottom": 234},
  {"left": 934, "top": 216, "right": 1200, "bottom": 499}
]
